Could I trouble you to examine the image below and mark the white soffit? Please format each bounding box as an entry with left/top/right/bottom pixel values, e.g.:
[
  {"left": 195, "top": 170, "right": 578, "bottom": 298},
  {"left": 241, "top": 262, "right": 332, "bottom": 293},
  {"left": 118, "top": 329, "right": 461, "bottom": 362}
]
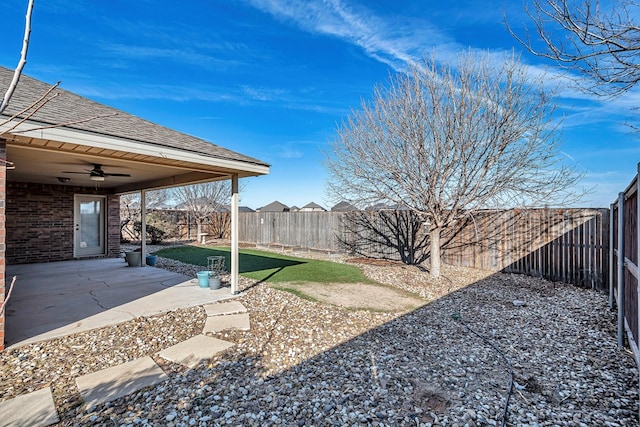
[{"left": 1, "top": 120, "right": 270, "bottom": 176}]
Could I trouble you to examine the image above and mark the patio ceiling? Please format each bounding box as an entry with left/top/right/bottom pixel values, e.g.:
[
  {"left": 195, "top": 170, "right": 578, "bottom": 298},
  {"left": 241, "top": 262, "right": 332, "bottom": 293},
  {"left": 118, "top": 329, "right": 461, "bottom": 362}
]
[{"left": 5, "top": 132, "right": 266, "bottom": 194}]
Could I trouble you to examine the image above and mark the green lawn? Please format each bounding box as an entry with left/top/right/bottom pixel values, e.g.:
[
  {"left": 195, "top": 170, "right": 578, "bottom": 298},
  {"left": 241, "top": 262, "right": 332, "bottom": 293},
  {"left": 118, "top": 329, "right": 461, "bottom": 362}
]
[{"left": 153, "top": 246, "right": 375, "bottom": 284}]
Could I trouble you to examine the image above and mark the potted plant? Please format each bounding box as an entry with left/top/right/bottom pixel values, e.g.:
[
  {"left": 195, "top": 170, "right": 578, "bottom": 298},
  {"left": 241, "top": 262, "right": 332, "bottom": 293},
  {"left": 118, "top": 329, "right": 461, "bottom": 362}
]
[
  {"left": 209, "top": 271, "right": 221, "bottom": 290},
  {"left": 146, "top": 254, "right": 158, "bottom": 266},
  {"left": 125, "top": 250, "right": 142, "bottom": 267}
]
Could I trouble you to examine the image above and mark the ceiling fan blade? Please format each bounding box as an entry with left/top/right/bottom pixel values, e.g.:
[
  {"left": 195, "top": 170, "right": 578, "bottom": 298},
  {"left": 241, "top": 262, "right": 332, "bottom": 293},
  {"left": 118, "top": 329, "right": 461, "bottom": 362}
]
[{"left": 62, "top": 163, "right": 130, "bottom": 179}]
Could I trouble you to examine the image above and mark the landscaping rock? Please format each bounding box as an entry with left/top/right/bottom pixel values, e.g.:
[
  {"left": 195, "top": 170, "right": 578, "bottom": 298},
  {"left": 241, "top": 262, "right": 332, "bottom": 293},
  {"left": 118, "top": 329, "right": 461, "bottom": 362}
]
[{"left": 0, "top": 250, "right": 636, "bottom": 426}]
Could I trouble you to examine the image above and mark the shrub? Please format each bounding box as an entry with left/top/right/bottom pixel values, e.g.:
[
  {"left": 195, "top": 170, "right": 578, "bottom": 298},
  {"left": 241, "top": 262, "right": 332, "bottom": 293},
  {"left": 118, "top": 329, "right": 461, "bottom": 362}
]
[{"left": 133, "top": 221, "right": 167, "bottom": 244}]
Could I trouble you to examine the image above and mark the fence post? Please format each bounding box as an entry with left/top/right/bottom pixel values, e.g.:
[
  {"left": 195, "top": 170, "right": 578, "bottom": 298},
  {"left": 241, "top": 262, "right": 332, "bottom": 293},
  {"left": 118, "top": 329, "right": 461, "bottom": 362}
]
[
  {"left": 610, "top": 203, "right": 615, "bottom": 308},
  {"left": 637, "top": 162, "right": 640, "bottom": 422},
  {"left": 618, "top": 192, "right": 625, "bottom": 348}
]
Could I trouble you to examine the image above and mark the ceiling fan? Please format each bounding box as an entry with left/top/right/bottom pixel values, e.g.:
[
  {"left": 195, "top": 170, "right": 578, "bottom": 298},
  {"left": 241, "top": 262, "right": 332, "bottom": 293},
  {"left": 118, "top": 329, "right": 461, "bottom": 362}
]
[{"left": 62, "top": 164, "right": 131, "bottom": 181}]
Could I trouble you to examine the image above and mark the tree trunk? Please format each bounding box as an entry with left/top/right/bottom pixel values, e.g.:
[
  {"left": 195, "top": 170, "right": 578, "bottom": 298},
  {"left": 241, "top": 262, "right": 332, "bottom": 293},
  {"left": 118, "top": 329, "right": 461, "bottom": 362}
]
[
  {"left": 196, "top": 219, "right": 202, "bottom": 240},
  {"left": 430, "top": 227, "right": 441, "bottom": 278}
]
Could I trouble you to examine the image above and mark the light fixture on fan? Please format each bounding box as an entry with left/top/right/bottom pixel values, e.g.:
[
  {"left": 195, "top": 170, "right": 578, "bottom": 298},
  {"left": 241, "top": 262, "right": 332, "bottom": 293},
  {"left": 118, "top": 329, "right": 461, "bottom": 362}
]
[{"left": 62, "top": 163, "right": 131, "bottom": 181}]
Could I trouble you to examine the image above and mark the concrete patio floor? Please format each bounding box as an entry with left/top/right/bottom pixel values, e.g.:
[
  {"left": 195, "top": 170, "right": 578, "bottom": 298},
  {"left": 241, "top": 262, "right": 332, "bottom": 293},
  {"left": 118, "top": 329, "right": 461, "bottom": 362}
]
[{"left": 5, "top": 258, "right": 236, "bottom": 348}]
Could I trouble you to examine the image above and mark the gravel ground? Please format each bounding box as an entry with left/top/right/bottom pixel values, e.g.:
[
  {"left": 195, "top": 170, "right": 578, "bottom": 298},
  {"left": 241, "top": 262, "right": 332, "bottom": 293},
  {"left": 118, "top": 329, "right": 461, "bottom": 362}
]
[{"left": 0, "top": 244, "right": 637, "bottom": 426}]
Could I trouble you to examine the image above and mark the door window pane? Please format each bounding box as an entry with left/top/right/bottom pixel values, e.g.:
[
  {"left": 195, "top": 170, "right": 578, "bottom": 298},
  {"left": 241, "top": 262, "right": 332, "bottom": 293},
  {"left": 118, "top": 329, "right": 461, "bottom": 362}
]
[{"left": 80, "top": 200, "right": 101, "bottom": 248}]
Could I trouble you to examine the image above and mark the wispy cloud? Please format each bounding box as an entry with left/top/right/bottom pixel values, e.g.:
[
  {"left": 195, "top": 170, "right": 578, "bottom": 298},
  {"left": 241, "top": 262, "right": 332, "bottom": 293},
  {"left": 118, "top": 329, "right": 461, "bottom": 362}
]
[
  {"left": 72, "top": 82, "right": 240, "bottom": 103},
  {"left": 242, "top": 0, "right": 449, "bottom": 70},
  {"left": 100, "top": 44, "right": 245, "bottom": 71},
  {"left": 273, "top": 143, "right": 304, "bottom": 159},
  {"left": 69, "top": 80, "right": 349, "bottom": 115},
  {"left": 241, "top": 85, "right": 288, "bottom": 102}
]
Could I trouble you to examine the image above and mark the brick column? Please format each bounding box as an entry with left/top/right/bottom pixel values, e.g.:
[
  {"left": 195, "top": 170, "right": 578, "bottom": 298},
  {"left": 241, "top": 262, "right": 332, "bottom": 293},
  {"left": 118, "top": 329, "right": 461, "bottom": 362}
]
[{"left": 0, "top": 139, "right": 6, "bottom": 350}]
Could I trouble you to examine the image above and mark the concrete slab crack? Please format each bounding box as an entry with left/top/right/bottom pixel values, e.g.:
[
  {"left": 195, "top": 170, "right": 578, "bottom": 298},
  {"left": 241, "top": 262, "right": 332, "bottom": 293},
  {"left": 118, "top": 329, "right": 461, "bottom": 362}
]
[{"left": 89, "top": 290, "right": 109, "bottom": 310}]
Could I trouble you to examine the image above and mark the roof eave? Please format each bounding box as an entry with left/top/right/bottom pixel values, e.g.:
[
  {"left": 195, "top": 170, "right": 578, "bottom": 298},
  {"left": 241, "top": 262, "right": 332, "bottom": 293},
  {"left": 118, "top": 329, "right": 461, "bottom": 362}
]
[{"left": 1, "top": 120, "right": 270, "bottom": 176}]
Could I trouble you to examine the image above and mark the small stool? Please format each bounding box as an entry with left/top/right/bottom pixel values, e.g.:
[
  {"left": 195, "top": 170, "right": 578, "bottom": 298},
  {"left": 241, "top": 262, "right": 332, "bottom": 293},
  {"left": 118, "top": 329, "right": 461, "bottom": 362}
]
[{"left": 207, "top": 256, "right": 226, "bottom": 275}]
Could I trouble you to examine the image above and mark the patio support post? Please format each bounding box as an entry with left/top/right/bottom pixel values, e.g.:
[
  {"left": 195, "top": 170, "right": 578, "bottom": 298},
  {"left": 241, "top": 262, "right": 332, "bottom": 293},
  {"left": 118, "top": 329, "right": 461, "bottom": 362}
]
[
  {"left": 231, "top": 174, "right": 239, "bottom": 294},
  {"left": 617, "top": 191, "right": 625, "bottom": 348},
  {"left": 141, "top": 189, "right": 146, "bottom": 266}
]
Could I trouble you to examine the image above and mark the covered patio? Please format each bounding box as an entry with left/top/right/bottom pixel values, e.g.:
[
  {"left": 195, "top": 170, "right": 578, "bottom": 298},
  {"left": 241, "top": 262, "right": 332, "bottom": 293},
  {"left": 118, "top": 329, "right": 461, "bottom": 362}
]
[
  {"left": 5, "top": 258, "right": 235, "bottom": 348},
  {"left": 0, "top": 66, "right": 270, "bottom": 349}
]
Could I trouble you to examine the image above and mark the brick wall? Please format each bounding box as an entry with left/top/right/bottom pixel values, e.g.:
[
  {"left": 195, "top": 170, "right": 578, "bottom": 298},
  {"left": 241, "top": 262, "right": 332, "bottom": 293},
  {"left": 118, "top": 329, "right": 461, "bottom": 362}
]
[
  {"left": 6, "top": 182, "right": 120, "bottom": 264},
  {"left": 0, "top": 140, "right": 6, "bottom": 350},
  {"left": 107, "top": 193, "right": 121, "bottom": 257}
]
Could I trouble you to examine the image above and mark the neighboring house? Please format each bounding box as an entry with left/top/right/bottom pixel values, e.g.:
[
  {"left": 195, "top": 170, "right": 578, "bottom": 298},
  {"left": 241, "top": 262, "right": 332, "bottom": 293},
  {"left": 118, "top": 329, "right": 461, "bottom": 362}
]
[
  {"left": 365, "top": 202, "right": 395, "bottom": 211},
  {"left": 0, "top": 66, "right": 269, "bottom": 350},
  {"left": 300, "top": 202, "right": 326, "bottom": 212},
  {"left": 174, "top": 199, "right": 229, "bottom": 212},
  {"left": 290, "top": 206, "right": 300, "bottom": 212},
  {"left": 331, "top": 201, "right": 358, "bottom": 212},
  {"left": 209, "top": 204, "right": 257, "bottom": 213},
  {"left": 258, "top": 201, "right": 290, "bottom": 212}
]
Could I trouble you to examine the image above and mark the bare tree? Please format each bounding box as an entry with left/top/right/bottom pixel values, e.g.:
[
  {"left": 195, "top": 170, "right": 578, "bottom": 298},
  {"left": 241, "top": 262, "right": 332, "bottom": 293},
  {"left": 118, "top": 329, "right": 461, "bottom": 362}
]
[
  {"left": 325, "top": 51, "right": 583, "bottom": 278},
  {"left": 339, "top": 210, "right": 430, "bottom": 264},
  {"left": 2, "top": 1, "right": 115, "bottom": 140},
  {"left": 0, "top": 0, "right": 34, "bottom": 318},
  {"left": 173, "top": 181, "right": 231, "bottom": 241},
  {"left": 120, "top": 190, "right": 170, "bottom": 242},
  {"left": 0, "top": 0, "right": 35, "bottom": 114},
  {"left": 509, "top": 0, "right": 640, "bottom": 96},
  {"left": 120, "top": 193, "right": 140, "bottom": 241}
]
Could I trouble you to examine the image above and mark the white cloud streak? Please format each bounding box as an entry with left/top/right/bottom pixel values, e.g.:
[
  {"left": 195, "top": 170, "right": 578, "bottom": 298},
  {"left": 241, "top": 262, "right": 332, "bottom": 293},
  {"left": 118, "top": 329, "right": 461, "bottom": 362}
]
[
  {"left": 242, "top": 0, "right": 449, "bottom": 70},
  {"left": 241, "top": 1, "right": 632, "bottom": 107}
]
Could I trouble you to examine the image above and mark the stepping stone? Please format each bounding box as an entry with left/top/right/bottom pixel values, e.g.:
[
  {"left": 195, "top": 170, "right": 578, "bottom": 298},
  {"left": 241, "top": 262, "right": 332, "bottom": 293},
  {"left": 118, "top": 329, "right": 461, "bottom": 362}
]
[
  {"left": 158, "top": 334, "right": 234, "bottom": 369},
  {"left": 76, "top": 356, "right": 168, "bottom": 411},
  {"left": 203, "top": 312, "right": 251, "bottom": 333},
  {"left": 0, "top": 387, "right": 59, "bottom": 427},
  {"left": 204, "top": 301, "right": 247, "bottom": 316}
]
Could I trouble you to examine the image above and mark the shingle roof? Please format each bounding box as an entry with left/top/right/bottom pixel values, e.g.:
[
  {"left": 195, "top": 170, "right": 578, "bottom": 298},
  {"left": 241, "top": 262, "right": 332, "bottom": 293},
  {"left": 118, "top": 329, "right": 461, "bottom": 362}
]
[
  {"left": 365, "top": 202, "right": 394, "bottom": 211},
  {"left": 259, "top": 201, "right": 289, "bottom": 212},
  {"left": 0, "top": 66, "right": 269, "bottom": 168},
  {"left": 302, "top": 202, "right": 325, "bottom": 210},
  {"left": 331, "top": 201, "right": 358, "bottom": 211}
]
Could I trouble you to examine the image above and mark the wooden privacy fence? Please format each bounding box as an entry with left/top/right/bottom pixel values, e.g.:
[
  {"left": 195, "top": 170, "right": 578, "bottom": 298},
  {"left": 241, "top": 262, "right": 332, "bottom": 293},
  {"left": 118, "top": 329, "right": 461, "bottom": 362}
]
[
  {"left": 239, "top": 211, "right": 346, "bottom": 252},
  {"left": 611, "top": 164, "right": 640, "bottom": 363},
  {"left": 441, "top": 209, "right": 608, "bottom": 289},
  {"left": 121, "top": 209, "right": 230, "bottom": 242},
  {"left": 238, "top": 208, "right": 608, "bottom": 290}
]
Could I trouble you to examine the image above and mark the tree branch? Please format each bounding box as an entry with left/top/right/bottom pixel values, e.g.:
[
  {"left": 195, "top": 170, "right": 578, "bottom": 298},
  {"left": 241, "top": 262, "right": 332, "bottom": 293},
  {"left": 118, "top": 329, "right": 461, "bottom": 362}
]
[
  {"left": 0, "top": 276, "right": 17, "bottom": 317},
  {"left": 0, "top": 0, "right": 35, "bottom": 114},
  {"left": 7, "top": 112, "right": 119, "bottom": 135},
  {"left": 508, "top": 0, "right": 640, "bottom": 96}
]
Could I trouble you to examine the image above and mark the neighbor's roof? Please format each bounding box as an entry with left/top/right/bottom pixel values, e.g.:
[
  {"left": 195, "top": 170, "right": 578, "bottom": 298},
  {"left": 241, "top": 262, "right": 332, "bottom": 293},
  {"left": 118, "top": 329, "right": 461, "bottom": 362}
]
[
  {"left": 259, "top": 201, "right": 290, "bottom": 212},
  {"left": 365, "top": 202, "right": 395, "bottom": 211},
  {"left": 331, "top": 201, "right": 357, "bottom": 211},
  {"left": 302, "top": 202, "right": 326, "bottom": 210},
  {"left": 0, "top": 66, "right": 269, "bottom": 168}
]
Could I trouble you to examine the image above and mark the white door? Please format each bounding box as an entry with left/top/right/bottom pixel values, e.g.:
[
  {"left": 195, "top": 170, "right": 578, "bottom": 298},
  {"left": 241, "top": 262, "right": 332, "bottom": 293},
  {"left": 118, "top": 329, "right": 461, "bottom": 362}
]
[{"left": 74, "top": 195, "right": 106, "bottom": 257}]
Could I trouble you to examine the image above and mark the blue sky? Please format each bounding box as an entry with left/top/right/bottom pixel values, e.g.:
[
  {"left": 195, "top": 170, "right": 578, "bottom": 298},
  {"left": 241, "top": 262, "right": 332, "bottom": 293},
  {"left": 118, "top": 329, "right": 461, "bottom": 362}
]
[{"left": 2, "top": 0, "right": 638, "bottom": 209}]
